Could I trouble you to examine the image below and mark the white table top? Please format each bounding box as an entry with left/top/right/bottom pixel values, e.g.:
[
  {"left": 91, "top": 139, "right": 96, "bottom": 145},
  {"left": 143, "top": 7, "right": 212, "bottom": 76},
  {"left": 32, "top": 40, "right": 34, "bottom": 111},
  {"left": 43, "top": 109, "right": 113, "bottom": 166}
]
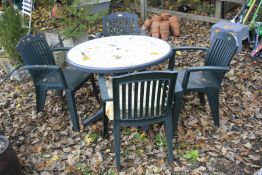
[{"left": 67, "top": 35, "right": 172, "bottom": 73}]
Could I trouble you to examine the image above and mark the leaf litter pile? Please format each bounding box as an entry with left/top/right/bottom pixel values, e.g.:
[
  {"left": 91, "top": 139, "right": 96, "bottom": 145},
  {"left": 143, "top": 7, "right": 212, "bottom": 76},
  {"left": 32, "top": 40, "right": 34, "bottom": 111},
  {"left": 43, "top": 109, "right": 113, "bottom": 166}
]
[{"left": 0, "top": 18, "right": 262, "bottom": 175}]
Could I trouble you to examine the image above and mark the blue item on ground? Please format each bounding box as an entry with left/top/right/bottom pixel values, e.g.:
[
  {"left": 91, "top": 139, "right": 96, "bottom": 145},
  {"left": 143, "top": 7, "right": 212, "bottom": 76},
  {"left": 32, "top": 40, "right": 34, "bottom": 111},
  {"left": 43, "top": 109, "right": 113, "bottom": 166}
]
[{"left": 211, "top": 20, "right": 249, "bottom": 53}]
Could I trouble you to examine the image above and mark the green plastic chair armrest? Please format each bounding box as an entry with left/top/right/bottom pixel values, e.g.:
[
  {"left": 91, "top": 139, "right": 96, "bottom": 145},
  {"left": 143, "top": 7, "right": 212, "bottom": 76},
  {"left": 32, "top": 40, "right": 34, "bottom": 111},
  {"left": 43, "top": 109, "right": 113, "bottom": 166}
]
[
  {"left": 98, "top": 74, "right": 113, "bottom": 102},
  {"left": 182, "top": 66, "right": 230, "bottom": 89}
]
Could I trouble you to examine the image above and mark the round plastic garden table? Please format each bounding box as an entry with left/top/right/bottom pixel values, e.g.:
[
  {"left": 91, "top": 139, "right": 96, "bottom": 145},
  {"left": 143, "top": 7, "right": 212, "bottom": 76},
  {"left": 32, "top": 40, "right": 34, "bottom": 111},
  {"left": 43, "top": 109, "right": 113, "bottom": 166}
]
[
  {"left": 66, "top": 35, "right": 173, "bottom": 129},
  {"left": 67, "top": 35, "right": 172, "bottom": 74}
]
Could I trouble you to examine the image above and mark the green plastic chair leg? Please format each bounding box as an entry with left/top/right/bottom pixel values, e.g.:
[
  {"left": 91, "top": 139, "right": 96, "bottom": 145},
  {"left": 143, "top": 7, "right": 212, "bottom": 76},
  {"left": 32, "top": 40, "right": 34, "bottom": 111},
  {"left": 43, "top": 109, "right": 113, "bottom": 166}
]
[
  {"left": 103, "top": 102, "right": 109, "bottom": 138},
  {"left": 65, "top": 90, "right": 80, "bottom": 131},
  {"left": 113, "top": 121, "right": 121, "bottom": 171},
  {"left": 165, "top": 117, "right": 174, "bottom": 162},
  {"left": 206, "top": 88, "right": 220, "bottom": 127},
  {"left": 90, "top": 74, "right": 100, "bottom": 103},
  {"left": 35, "top": 86, "right": 47, "bottom": 113},
  {"left": 172, "top": 93, "right": 183, "bottom": 136}
]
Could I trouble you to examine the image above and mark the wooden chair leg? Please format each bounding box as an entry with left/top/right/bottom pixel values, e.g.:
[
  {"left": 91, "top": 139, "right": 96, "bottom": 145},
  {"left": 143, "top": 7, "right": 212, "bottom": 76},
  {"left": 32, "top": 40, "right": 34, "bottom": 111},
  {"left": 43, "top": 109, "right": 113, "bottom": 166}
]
[{"left": 65, "top": 90, "right": 80, "bottom": 131}]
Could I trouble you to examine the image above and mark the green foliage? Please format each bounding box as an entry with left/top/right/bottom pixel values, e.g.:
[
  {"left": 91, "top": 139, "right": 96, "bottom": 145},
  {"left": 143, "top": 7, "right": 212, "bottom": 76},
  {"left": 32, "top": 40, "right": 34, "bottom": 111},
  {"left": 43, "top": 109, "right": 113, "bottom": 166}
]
[
  {"left": 107, "top": 168, "right": 117, "bottom": 175},
  {"left": 57, "top": 0, "right": 107, "bottom": 39},
  {"left": 183, "top": 149, "right": 199, "bottom": 162},
  {"left": 37, "top": 0, "right": 54, "bottom": 7},
  {"left": 76, "top": 163, "right": 91, "bottom": 175},
  {"left": 155, "top": 134, "right": 166, "bottom": 147},
  {"left": 149, "top": 0, "right": 161, "bottom": 7},
  {"left": 85, "top": 131, "right": 99, "bottom": 143},
  {"left": 0, "top": 7, "right": 27, "bottom": 64},
  {"left": 122, "top": 127, "right": 132, "bottom": 135},
  {"left": 134, "top": 131, "right": 145, "bottom": 142}
]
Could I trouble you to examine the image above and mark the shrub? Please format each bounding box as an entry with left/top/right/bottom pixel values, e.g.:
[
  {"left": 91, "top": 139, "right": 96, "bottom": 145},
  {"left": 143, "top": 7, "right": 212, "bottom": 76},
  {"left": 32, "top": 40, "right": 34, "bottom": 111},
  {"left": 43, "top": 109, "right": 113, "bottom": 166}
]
[
  {"left": 57, "top": 0, "right": 107, "bottom": 39},
  {"left": 0, "top": 7, "right": 27, "bottom": 64}
]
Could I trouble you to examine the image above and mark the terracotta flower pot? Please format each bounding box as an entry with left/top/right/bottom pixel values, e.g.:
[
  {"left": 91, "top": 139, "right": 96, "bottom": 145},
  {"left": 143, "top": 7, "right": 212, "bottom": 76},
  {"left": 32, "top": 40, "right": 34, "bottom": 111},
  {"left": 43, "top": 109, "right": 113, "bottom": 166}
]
[
  {"left": 160, "top": 12, "right": 170, "bottom": 21},
  {"left": 151, "top": 14, "right": 162, "bottom": 22},
  {"left": 151, "top": 21, "right": 160, "bottom": 38},
  {"left": 169, "top": 16, "right": 180, "bottom": 37},
  {"left": 143, "top": 19, "right": 152, "bottom": 31},
  {"left": 160, "top": 21, "right": 170, "bottom": 41},
  {"left": 51, "top": 3, "right": 63, "bottom": 18}
]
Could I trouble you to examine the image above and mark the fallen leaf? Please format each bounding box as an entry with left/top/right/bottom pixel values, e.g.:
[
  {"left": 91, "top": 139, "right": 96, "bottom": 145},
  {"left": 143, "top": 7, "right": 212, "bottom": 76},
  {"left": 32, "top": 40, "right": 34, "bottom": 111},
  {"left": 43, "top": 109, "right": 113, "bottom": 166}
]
[
  {"left": 243, "top": 142, "right": 252, "bottom": 149},
  {"left": 51, "top": 155, "right": 59, "bottom": 161},
  {"left": 192, "top": 166, "right": 206, "bottom": 175}
]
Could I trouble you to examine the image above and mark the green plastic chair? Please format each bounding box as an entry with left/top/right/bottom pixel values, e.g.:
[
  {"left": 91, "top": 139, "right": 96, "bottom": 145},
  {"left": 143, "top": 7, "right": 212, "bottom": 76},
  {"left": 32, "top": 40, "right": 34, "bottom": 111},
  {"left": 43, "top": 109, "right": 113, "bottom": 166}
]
[
  {"left": 99, "top": 71, "right": 178, "bottom": 170},
  {"left": 168, "top": 32, "right": 238, "bottom": 127},
  {"left": 101, "top": 12, "right": 142, "bottom": 37},
  {"left": 16, "top": 33, "right": 99, "bottom": 131}
]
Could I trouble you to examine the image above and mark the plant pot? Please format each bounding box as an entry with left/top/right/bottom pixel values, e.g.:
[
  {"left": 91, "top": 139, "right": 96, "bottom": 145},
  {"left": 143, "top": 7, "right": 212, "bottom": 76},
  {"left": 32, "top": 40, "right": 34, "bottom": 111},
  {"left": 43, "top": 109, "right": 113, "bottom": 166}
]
[
  {"left": 143, "top": 19, "right": 152, "bottom": 31},
  {"left": 151, "top": 21, "right": 160, "bottom": 38},
  {"left": 169, "top": 16, "right": 180, "bottom": 37},
  {"left": 160, "top": 12, "right": 170, "bottom": 21},
  {"left": 0, "top": 135, "right": 22, "bottom": 175},
  {"left": 160, "top": 21, "right": 170, "bottom": 41},
  {"left": 152, "top": 14, "right": 162, "bottom": 22},
  {"left": 51, "top": 3, "right": 63, "bottom": 18}
]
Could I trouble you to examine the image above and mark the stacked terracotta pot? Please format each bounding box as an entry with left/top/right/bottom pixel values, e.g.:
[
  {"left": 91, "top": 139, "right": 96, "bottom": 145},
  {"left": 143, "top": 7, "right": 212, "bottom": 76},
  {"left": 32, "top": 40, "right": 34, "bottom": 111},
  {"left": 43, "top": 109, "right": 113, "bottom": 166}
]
[{"left": 143, "top": 12, "right": 180, "bottom": 41}]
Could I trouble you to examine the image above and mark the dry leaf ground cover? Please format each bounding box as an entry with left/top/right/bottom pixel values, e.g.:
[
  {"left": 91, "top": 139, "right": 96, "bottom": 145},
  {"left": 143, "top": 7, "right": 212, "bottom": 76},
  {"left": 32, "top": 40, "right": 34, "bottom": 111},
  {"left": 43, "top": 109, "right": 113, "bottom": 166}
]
[{"left": 0, "top": 15, "right": 262, "bottom": 175}]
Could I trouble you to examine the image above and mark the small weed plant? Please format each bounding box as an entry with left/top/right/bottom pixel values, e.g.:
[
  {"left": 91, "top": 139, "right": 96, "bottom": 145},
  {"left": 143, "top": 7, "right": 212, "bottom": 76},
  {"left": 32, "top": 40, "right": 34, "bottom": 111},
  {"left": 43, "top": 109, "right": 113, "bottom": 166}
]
[
  {"left": 84, "top": 132, "right": 99, "bottom": 144},
  {"left": 134, "top": 131, "right": 145, "bottom": 142},
  {"left": 76, "top": 163, "right": 91, "bottom": 175},
  {"left": 155, "top": 134, "right": 166, "bottom": 147},
  {"left": 183, "top": 149, "right": 199, "bottom": 162}
]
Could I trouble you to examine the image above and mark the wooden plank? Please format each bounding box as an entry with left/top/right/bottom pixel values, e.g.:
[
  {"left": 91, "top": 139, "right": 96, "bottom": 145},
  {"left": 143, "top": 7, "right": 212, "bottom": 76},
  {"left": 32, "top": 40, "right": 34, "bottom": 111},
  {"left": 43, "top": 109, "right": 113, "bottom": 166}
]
[
  {"left": 137, "top": 0, "right": 245, "bottom": 23},
  {"left": 215, "top": 0, "right": 244, "bottom": 18},
  {"left": 215, "top": 0, "right": 222, "bottom": 18},
  {"left": 140, "top": 0, "right": 146, "bottom": 20},
  {"left": 146, "top": 7, "right": 221, "bottom": 23},
  {"left": 218, "top": 0, "right": 244, "bottom": 3}
]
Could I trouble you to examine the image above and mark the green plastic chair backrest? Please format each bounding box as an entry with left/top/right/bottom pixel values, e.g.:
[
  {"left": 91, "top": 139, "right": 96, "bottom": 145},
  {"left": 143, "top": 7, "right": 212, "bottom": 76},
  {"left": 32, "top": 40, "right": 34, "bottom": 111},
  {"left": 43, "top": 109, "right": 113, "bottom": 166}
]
[
  {"left": 112, "top": 71, "right": 177, "bottom": 121},
  {"left": 102, "top": 12, "right": 140, "bottom": 37},
  {"left": 16, "top": 33, "right": 57, "bottom": 83},
  {"left": 205, "top": 32, "right": 238, "bottom": 67}
]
